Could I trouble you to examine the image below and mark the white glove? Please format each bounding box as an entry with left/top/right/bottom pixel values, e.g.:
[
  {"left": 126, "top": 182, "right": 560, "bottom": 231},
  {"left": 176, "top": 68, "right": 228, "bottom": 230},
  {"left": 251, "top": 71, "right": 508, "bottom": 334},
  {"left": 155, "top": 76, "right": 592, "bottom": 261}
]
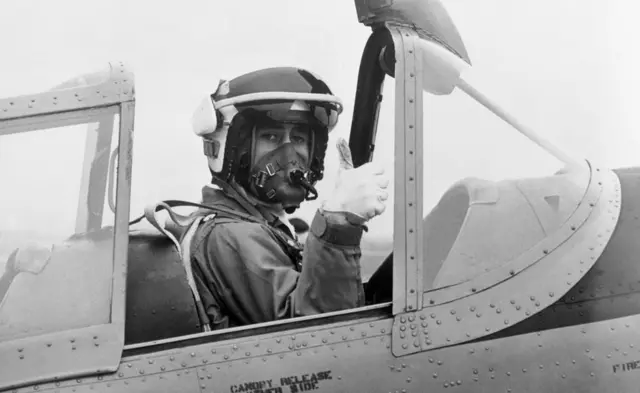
[{"left": 322, "top": 138, "right": 390, "bottom": 222}]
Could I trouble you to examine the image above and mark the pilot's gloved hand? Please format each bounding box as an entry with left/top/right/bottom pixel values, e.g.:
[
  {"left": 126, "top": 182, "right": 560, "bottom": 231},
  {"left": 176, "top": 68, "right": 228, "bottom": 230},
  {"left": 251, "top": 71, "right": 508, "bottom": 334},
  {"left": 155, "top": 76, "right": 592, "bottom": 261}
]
[{"left": 322, "top": 137, "right": 390, "bottom": 223}]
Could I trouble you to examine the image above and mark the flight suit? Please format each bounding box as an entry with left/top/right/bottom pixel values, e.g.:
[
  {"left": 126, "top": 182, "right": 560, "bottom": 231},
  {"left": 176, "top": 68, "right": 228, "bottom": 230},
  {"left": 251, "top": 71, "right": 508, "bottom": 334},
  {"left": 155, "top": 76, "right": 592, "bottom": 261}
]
[{"left": 190, "top": 185, "right": 366, "bottom": 330}]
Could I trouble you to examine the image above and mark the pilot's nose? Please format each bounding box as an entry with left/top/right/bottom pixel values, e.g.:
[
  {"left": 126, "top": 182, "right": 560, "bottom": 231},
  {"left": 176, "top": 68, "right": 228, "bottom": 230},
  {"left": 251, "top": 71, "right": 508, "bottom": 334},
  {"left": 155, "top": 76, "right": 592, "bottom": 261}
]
[{"left": 282, "top": 130, "right": 292, "bottom": 145}]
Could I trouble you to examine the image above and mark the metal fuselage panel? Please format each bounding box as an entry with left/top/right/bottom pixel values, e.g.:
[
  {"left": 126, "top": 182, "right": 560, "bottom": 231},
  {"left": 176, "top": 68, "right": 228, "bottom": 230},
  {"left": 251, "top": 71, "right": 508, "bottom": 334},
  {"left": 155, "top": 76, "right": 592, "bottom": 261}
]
[
  {"left": 16, "top": 307, "right": 640, "bottom": 393},
  {"left": 489, "top": 166, "right": 640, "bottom": 339}
]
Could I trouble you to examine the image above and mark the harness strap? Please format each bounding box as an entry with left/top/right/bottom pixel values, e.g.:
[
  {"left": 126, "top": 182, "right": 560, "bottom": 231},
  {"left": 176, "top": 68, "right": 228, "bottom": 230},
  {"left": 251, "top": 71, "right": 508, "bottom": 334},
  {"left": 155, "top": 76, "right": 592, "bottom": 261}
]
[
  {"left": 131, "top": 200, "right": 222, "bottom": 332},
  {"left": 179, "top": 214, "right": 212, "bottom": 332},
  {"left": 128, "top": 196, "right": 303, "bottom": 331}
]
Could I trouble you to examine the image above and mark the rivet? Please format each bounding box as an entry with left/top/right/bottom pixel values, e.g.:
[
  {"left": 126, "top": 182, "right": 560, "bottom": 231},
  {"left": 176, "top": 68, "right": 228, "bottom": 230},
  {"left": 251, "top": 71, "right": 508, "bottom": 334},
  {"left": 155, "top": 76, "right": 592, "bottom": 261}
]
[
  {"left": 224, "top": 355, "right": 229, "bottom": 360},
  {"left": 402, "top": 344, "right": 408, "bottom": 349},
  {"left": 211, "top": 349, "right": 216, "bottom": 354},
  {"left": 496, "top": 308, "right": 502, "bottom": 314},
  {"left": 139, "top": 370, "right": 145, "bottom": 375},
  {"left": 436, "top": 320, "right": 441, "bottom": 325}
]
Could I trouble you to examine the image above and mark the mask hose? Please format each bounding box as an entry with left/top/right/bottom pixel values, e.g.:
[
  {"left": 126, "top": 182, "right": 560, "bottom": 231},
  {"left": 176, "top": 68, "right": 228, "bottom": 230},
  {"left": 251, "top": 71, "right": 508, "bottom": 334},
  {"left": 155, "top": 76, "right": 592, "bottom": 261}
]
[{"left": 290, "top": 170, "right": 318, "bottom": 201}]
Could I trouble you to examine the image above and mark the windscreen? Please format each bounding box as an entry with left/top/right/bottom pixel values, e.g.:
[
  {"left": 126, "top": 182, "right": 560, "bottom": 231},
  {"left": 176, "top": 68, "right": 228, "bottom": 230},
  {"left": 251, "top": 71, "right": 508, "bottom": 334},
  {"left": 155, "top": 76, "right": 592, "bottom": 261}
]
[
  {"left": 0, "top": 112, "right": 120, "bottom": 341},
  {"left": 360, "top": 71, "right": 578, "bottom": 288}
]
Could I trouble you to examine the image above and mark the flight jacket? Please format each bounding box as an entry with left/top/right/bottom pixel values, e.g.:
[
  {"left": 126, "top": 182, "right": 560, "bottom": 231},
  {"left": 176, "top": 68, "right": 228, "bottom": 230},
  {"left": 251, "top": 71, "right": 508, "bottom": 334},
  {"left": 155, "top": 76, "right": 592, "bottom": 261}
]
[{"left": 190, "top": 185, "right": 366, "bottom": 330}]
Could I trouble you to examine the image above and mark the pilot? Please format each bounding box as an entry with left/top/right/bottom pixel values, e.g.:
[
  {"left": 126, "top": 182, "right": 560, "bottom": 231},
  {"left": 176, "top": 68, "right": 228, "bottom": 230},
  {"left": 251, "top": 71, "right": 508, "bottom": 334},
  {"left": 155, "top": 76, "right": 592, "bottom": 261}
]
[{"left": 188, "top": 67, "right": 389, "bottom": 330}]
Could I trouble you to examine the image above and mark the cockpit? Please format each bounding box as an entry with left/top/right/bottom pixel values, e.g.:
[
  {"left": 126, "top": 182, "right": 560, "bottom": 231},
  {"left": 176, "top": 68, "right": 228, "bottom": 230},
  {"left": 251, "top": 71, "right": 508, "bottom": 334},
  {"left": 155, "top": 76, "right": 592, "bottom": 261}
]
[{"left": 0, "top": 1, "right": 619, "bottom": 390}]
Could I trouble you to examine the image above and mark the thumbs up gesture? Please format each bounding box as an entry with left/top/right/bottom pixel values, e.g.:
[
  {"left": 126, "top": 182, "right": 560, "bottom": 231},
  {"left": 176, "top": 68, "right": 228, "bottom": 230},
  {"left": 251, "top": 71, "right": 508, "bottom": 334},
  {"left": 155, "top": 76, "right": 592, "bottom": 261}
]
[{"left": 322, "top": 138, "right": 390, "bottom": 222}]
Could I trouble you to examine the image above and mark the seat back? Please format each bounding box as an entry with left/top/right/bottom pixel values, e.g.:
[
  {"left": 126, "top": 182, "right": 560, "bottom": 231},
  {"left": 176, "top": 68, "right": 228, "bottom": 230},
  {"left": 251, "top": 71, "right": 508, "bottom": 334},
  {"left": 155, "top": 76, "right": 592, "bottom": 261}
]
[{"left": 124, "top": 229, "right": 201, "bottom": 345}]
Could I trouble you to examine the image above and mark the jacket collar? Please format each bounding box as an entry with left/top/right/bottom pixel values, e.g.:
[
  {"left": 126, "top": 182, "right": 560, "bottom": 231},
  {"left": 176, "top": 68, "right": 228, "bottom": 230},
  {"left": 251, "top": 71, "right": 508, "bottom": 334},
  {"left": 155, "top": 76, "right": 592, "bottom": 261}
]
[{"left": 200, "top": 184, "right": 294, "bottom": 238}]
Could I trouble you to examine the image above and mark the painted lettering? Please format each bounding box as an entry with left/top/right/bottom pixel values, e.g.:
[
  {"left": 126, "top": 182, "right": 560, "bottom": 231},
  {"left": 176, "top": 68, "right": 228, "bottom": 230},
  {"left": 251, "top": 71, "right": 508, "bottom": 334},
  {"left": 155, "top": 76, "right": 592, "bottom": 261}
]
[
  {"left": 289, "top": 381, "right": 319, "bottom": 393},
  {"left": 235, "top": 370, "right": 332, "bottom": 393},
  {"left": 612, "top": 360, "right": 640, "bottom": 374},
  {"left": 230, "top": 379, "right": 274, "bottom": 393}
]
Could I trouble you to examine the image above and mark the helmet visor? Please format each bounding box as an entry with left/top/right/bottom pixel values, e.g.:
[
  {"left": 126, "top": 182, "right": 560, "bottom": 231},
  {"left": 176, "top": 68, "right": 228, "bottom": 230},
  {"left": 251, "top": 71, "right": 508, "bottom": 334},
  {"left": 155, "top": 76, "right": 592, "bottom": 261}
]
[{"left": 236, "top": 99, "right": 341, "bottom": 131}]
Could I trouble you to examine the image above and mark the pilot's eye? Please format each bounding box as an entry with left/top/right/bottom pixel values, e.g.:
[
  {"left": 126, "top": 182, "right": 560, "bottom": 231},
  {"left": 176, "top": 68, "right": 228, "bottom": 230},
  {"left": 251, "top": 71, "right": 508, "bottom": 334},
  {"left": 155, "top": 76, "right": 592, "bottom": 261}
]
[
  {"left": 260, "top": 133, "right": 279, "bottom": 143},
  {"left": 290, "top": 135, "right": 307, "bottom": 145}
]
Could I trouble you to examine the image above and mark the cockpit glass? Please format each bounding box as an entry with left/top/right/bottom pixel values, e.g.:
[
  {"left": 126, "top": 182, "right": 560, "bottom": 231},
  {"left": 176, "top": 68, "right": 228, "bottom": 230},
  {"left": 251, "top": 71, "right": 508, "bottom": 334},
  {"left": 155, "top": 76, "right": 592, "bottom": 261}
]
[
  {"left": 369, "top": 67, "right": 580, "bottom": 290},
  {"left": 0, "top": 112, "right": 120, "bottom": 341}
]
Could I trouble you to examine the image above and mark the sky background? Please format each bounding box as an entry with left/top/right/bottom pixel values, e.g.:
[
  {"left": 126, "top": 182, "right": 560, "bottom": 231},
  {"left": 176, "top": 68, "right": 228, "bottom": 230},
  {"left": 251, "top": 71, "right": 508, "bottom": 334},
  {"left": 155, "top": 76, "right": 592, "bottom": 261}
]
[{"left": 1, "top": 0, "right": 639, "bottom": 244}]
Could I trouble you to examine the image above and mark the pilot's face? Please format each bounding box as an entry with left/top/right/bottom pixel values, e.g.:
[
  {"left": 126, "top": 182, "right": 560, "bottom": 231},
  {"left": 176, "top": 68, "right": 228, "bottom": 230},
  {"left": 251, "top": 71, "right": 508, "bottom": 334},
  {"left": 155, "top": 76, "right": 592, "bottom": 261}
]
[{"left": 253, "top": 123, "right": 311, "bottom": 165}]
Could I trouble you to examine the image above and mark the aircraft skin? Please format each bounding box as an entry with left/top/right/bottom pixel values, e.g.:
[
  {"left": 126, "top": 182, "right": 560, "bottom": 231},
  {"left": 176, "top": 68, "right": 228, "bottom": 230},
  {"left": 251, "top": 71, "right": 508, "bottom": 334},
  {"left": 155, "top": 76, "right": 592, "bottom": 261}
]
[{"left": 2, "top": 1, "right": 640, "bottom": 392}]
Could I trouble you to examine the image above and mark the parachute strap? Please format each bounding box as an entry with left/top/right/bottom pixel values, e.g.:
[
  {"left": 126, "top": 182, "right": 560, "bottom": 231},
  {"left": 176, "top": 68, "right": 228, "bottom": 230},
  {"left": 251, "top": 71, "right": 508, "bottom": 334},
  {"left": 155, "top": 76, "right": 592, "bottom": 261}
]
[
  {"left": 129, "top": 199, "right": 271, "bottom": 333},
  {"left": 135, "top": 201, "right": 215, "bottom": 332}
]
